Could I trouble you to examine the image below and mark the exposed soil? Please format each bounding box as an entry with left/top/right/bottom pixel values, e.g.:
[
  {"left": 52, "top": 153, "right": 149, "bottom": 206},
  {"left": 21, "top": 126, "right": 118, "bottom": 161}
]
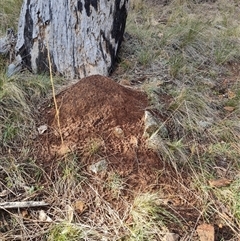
[
  {"left": 35, "top": 74, "right": 236, "bottom": 240},
  {"left": 37, "top": 75, "right": 173, "bottom": 192},
  {"left": 36, "top": 75, "right": 191, "bottom": 208}
]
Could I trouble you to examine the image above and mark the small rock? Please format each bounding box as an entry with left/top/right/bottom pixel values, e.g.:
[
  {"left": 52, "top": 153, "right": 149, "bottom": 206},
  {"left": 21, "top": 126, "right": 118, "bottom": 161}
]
[
  {"left": 143, "top": 111, "right": 168, "bottom": 140},
  {"left": 112, "top": 126, "right": 124, "bottom": 138},
  {"left": 146, "top": 132, "right": 163, "bottom": 150},
  {"left": 89, "top": 159, "right": 108, "bottom": 174},
  {"left": 37, "top": 124, "right": 48, "bottom": 134},
  {"left": 7, "top": 55, "right": 22, "bottom": 77},
  {"left": 198, "top": 118, "right": 213, "bottom": 129},
  {"left": 158, "top": 122, "right": 168, "bottom": 138},
  {"left": 158, "top": 32, "right": 163, "bottom": 39},
  {"left": 39, "top": 210, "right": 52, "bottom": 222},
  {"left": 143, "top": 111, "right": 159, "bottom": 138},
  {"left": 163, "top": 233, "right": 180, "bottom": 241}
]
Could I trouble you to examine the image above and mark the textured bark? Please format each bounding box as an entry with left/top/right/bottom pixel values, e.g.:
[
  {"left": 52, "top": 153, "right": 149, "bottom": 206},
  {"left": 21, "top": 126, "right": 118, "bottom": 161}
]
[{"left": 14, "top": 0, "right": 128, "bottom": 78}]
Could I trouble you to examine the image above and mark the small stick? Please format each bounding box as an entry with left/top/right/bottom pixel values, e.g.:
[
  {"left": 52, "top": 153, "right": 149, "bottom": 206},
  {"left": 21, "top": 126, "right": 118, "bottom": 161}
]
[
  {"left": 46, "top": 42, "right": 64, "bottom": 145},
  {"left": 0, "top": 201, "right": 49, "bottom": 209}
]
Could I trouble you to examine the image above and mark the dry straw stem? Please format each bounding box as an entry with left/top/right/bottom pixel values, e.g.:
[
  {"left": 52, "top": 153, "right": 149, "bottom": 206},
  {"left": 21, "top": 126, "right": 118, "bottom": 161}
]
[
  {"left": 47, "top": 42, "right": 64, "bottom": 144},
  {"left": 1, "top": 0, "right": 240, "bottom": 240}
]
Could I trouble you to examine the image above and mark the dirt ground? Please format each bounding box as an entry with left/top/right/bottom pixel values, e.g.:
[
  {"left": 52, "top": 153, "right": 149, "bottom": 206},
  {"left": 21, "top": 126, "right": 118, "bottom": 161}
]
[
  {"left": 37, "top": 75, "right": 175, "bottom": 193},
  {"left": 35, "top": 74, "right": 236, "bottom": 240},
  {"left": 36, "top": 74, "right": 192, "bottom": 236}
]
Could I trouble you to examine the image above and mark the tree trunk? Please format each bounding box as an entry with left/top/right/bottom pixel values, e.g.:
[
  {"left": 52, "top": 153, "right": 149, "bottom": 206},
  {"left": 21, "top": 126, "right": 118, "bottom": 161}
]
[{"left": 11, "top": 0, "right": 128, "bottom": 78}]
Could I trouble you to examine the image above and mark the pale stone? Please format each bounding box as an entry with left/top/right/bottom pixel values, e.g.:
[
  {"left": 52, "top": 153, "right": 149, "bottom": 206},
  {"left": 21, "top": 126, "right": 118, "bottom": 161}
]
[
  {"left": 89, "top": 159, "right": 108, "bottom": 174},
  {"left": 163, "top": 233, "right": 179, "bottom": 241},
  {"left": 143, "top": 111, "right": 159, "bottom": 138},
  {"left": 112, "top": 126, "right": 125, "bottom": 138},
  {"left": 143, "top": 110, "right": 168, "bottom": 150},
  {"left": 146, "top": 132, "right": 163, "bottom": 150}
]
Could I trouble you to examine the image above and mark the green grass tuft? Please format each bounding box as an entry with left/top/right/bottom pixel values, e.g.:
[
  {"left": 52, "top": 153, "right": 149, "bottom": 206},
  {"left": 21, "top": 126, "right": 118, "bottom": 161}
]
[{"left": 1, "top": 0, "right": 240, "bottom": 240}]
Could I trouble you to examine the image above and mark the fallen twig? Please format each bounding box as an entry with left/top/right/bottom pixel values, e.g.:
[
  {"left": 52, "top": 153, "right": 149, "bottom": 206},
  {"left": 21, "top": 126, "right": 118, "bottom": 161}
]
[{"left": 0, "top": 201, "right": 49, "bottom": 209}]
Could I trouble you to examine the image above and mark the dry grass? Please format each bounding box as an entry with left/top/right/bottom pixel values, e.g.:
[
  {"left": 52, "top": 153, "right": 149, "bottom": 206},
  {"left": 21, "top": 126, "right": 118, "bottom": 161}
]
[
  {"left": 1, "top": 0, "right": 240, "bottom": 240},
  {"left": 0, "top": 0, "right": 22, "bottom": 34},
  {"left": 115, "top": 0, "right": 240, "bottom": 238},
  {"left": 0, "top": 0, "right": 22, "bottom": 71}
]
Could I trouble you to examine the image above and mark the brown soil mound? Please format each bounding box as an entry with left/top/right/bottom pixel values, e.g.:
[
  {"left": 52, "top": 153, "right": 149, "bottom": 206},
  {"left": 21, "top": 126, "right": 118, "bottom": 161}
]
[
  {"left": 36, "top": 75, "right": 205, "bottom": 236},
  {"left": 37, "top": 75, "right": 170, "bottom": 191}
]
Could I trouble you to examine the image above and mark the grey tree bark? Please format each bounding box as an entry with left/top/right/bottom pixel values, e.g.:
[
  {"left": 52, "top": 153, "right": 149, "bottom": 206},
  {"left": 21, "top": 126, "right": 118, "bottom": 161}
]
[{"left": 7, "top": 0, "right": 128, "bottom": 78}]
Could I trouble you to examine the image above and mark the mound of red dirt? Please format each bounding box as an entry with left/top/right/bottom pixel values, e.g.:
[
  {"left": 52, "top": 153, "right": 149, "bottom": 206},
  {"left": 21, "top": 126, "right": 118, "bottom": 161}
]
[
  {"left": 37, "top": 75, "right": 168, "bottom": 191},
  {"left": 36, "top": 75, "right": 211, "bottom": 237}
]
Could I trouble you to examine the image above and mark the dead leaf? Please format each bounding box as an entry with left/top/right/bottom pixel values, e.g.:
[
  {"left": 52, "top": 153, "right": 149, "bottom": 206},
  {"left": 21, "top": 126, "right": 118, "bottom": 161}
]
[
  {"left": 209, "top": 178, "right": 232, "bottom": 188},
  {"left": 57, "top": 143, "right": 71, "bottom": 156},
  {"left": 227, "top": 90, "right": 236, "bottom": 99},
  {"left": 74, "top": 200, "right": 85, "bottom": 214},
  {"left": 119, "top": 79, "right": 131, "bottom": 86},
  {"left": 197, "top": 223, "right": 214, "bottom": 241},
  {"left": 0, "top": 189, "right": 10, "bottom": 197},
  {"left": 21, "top": 210, "right": 29, "bottom": 218},
  {"left": 223, "top": 106, "right": 235, "bottom": 112}
]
